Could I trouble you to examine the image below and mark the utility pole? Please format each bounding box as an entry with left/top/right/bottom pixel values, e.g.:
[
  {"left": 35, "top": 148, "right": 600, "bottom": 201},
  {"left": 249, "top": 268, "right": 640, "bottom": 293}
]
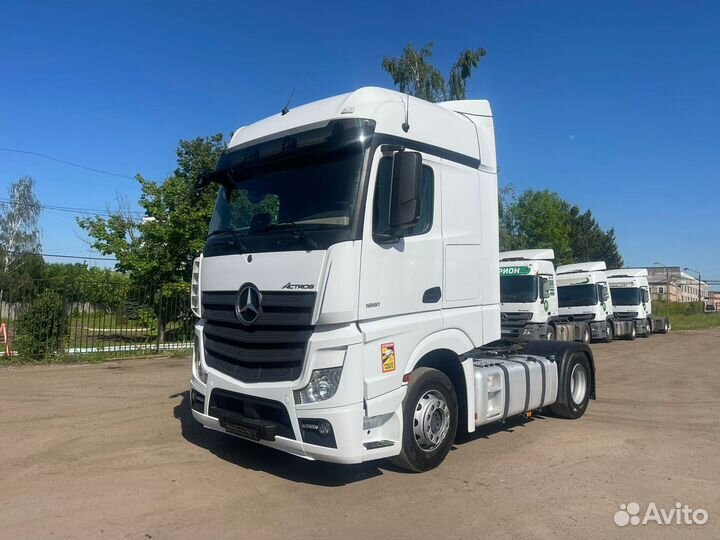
[{"left": 684, "top": 267, "right": 703, "bottom": 304}]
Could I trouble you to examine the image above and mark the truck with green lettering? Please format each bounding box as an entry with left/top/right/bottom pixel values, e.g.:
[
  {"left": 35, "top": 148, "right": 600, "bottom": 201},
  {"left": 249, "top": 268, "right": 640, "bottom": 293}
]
[{"left": 499, "top": 250, "right": 591, "bottom": 343}]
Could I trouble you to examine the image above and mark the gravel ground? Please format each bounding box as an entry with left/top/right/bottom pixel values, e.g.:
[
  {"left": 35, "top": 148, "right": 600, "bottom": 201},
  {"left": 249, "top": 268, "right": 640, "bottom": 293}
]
[{"left": 1, "top": 329, "right": 719, "bottom": 539}]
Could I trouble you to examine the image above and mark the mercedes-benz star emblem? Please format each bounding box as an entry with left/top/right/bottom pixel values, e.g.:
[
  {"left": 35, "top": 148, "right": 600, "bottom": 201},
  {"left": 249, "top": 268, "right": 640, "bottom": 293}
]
[{"left": 235, "top": 283, "right": 262, "bottom": 325}]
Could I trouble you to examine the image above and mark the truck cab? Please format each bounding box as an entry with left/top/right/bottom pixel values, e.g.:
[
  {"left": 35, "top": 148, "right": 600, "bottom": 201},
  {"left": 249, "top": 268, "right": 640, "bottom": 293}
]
[
  {"left": 499, "top": 249, "right": 557, "bottom": 340},
  {"left": 606, "top": 268, "right": 670, "bottom": 336},
  {"left": 556, "top": 261, "right": 616, "bottom": 341},
  {"left": 499, "top": 250, "right": 591, "bottom": 343},
  {"left": 189, "top": 87, "right": 594, "bottom": 471}
]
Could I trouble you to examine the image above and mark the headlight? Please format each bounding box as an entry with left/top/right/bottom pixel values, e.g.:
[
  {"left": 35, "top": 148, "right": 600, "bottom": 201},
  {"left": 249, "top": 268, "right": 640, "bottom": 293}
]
[
  {"left": 193, "top": 335, "right": 207, "bottom": 384},
  {"left": 294, "top": 367, "right": 342, "bottom": 404}
]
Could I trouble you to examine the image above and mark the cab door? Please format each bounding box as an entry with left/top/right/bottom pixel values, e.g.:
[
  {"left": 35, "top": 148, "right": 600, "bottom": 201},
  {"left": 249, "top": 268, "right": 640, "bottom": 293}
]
[{"left": 358, "top": 147, "right": 443, "bottom": 322}]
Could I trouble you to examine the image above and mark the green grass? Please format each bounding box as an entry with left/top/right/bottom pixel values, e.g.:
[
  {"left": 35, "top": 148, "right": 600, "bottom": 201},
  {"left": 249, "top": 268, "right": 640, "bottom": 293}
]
[
  {"left": 653, "top": 301, "right": 720, "bottom": 331},
  {"left": 0, "top": 347, "right": 190, "bottom": 368}
]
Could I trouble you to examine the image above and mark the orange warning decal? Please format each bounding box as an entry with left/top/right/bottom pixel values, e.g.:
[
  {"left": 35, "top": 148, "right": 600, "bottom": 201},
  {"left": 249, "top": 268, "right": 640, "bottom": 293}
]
[{"left": 381, "top": 342, "right": 396, "bottom": 373}]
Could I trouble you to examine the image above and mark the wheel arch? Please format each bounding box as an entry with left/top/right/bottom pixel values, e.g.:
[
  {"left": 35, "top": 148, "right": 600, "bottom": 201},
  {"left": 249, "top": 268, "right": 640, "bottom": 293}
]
[{"left": 403, "top": 329, "right": 475, "bottom": 434}]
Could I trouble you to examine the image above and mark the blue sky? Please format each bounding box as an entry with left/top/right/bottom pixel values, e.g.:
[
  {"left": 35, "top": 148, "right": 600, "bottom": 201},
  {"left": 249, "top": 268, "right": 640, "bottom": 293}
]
[{"left": 1, "top": 1, "right": 718, "bottom": 283}]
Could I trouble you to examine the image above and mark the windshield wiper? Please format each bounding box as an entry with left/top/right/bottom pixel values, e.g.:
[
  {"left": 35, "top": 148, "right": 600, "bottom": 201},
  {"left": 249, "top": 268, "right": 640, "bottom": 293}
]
[
  {"left": 264, "top": 222, "right": 319, "bottom": 250},
  {"left": 207, "top": 229, "right": 250, "bottom": 251}
]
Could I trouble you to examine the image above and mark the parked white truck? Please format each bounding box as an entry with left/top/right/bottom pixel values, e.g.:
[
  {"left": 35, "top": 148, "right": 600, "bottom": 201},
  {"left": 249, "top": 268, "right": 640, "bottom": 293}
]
[
  {"left": 556, "top": 261, "right": 636, "bottom": 341},
  {"left": 499, "top": 249, "right": 591, "bottom": 343},
  {"left": 606, "top": 268, "right": 671, "bottom": 336},
  {"left": 189, "top": 87, "right": 595, "bottom": 471}
]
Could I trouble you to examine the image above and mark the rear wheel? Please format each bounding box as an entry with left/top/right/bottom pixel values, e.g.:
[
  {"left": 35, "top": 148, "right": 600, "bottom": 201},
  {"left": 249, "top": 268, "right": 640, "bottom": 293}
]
[
  {"left": 391, "top": 368, "right": 458, "bottom": 472},
  {"left": 662, "top": 318, "right": 671, "bottom": 334},
  {"left": 550, "top": 352, "right": 591, "bottom": 419}
]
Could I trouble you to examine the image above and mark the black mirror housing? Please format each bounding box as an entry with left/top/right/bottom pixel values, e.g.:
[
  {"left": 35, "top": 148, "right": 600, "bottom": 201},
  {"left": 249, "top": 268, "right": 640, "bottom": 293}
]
[{"left": 388, "top": 152, "right": 422, "bottom": 229}]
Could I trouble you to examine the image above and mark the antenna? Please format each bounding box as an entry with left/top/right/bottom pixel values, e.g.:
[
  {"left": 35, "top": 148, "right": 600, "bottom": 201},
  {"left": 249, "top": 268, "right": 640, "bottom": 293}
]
[
  {"left": 401, "top": 93, "right": 410, "bottom": 132},
  {"left": 281, "top": 88, "right": 296, "bottom": 116}
]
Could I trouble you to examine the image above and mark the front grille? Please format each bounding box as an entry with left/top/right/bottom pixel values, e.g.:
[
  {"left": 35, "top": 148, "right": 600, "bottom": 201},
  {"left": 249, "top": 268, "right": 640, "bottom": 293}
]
[
  {"left": 202, "top": 290, "right": 315, "bottom": 383},
  {"left": 557, "top": 313, "right": 595, "bottom": 322},
  {"left": 500, "top": 312, "right": 533, "bottom": 338},
  {"left": 613, "top": 311, "right": 639, "bottom": 320}
]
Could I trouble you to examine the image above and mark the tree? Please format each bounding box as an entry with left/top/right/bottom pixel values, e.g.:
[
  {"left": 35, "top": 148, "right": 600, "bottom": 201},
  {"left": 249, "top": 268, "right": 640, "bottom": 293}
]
[
  {"left": 0, "top": 176, "right": 41, "bottom": 274},
  {"left": 500, "top": 188, "right": 624, "bottom": 267},
  {"left": 382, "top": 42, "right": 487, "bottom": 102},
  {"left": 78, "top": 135, "right": 226, "bottom": 341},
  {"left": 78, "top": 135, "right": 225, "bottom": 289}
]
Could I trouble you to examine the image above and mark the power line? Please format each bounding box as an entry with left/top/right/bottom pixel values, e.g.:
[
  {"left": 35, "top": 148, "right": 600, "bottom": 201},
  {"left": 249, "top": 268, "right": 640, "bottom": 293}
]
[
  {"left": 0, "top": 147, "right": 136, "bottom": 180},
  {"left": 0, "top": 198, "right": 144, "bottom": 218},
  {"left": 4, "top": 250, "right": 117, "bottom": 261}
]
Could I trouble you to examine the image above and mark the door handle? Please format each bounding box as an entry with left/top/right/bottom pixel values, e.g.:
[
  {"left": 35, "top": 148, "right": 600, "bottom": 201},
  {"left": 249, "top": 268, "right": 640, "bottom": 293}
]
[{"left": 422, "top": 287, "right": 442, "bottom": 303}]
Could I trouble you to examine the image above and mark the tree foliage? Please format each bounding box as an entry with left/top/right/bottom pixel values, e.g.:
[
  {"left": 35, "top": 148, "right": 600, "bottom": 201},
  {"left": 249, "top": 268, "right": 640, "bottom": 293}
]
[
  {"left": 78, "top": 135, "right": 225, "bottom": 289},
  {"left": 382, "top": 42, "right": 487, "bottom": 102},
  {"left": 0, "top": 176, "right": 41, "bottom": 274},
  {"left": 500, "top": 187, "right": 623, "bottom": 267},
  {"left": 15, "top": 290, "right": 68, "bottom": 361}
]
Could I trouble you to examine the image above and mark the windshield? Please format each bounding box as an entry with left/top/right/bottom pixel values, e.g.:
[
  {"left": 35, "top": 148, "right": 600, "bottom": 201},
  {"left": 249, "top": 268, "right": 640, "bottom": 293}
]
[
  {"left": 611, "top": 287, "right": 642, "bottom": 306},
  {"left": 558, "top": 284, "right": 598, "bottom": 307},
  {"left": 204, "top": 119, "right": 374, "bottom": 256},
  {"left": 500, "top": 275, "right": 538, "bottom": 303}
]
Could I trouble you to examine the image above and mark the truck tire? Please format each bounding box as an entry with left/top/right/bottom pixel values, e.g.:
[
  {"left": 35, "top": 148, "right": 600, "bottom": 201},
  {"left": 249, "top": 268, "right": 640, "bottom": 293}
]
[
  {"left": 641, "top": 319, "right": 652, "bottom": 338},
  {"left": 602, "top": 321, "right": 613, "bottom": 343},
  {"left": 390, "top": 368, "right": 458, "bottom": 472},
  {"left": 580, "top": 323, "right": 591, "bottom": 345},
  {"left": 550, "top": 352, "right": 591, "bottom": 419},
  {"left": 546, "top": 325, "right": 556, "bottom": 340},
  {"left": 626, "top": 323, "right": 637, "bottom": 340},
  {"left": 661, "top": 318, "right": 671, "bottom": 334}
]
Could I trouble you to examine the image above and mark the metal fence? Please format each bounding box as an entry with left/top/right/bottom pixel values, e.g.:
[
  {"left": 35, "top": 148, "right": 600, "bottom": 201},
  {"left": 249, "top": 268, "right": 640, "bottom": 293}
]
[{"left": 0, "top": 279, "right": 193, "bottom": 361}]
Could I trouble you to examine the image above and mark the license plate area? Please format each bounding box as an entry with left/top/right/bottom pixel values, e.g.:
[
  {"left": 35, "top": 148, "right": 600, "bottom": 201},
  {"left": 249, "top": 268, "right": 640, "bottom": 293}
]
[{"left": 219, "top": 418, "right": 261, "bottom": 441}]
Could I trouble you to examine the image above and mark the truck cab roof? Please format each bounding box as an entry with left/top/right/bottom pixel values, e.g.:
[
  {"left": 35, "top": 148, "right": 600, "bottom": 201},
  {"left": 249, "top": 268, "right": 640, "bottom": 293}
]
[
  {"left": 225, "top": 87, "right": 496, "bottom": 170},
  {"left": 556, "top": 261, "right": 607, "bottom": 274},
  {"left": 500, "top": 249, "right": 555, "bottom": 262}
]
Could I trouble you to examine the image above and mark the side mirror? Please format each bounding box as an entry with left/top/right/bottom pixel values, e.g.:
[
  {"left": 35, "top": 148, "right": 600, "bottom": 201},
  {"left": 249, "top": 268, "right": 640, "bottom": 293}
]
[
  {"left": 388, "top": 152, "right": 422, "bottom": 229},
  {"left": 196, "top": 170, "right": 233, "bottom": 193},
  {"left": 540, "top": 277, "right": 551, "bottom": 299}
]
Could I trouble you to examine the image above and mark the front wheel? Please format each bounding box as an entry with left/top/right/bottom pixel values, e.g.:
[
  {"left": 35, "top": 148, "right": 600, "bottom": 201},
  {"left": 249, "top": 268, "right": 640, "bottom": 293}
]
[
  {"left": 602, "top": 321, "right": 613, "bottom": 343},
  {"left": 391, "top": 368, "right": 458, "bottom": 472},
  {"left": 580, "top": 323, "right": 591, "bottom": 344},
  {"left": 626, "top": 323, "right": 637, "bottom": 340},
  {"left": 546, "top": 325, "right": 556, "bottom": 340},
  {"left": 550, "top": 352, "right": 591, "bottom": 419},
  {"left": 641, "top": 319, "right": 652, "bottom": 338}
]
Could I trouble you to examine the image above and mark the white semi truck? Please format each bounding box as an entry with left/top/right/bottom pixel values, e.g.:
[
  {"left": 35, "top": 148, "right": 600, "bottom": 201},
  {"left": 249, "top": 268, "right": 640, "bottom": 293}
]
[
  {"left": 606, "top": 268, "right": 671, "bottom": 336},
  {"left": 556, "top": 261, "right": 636, "bottom": 342},
  {"left": 499, "top": 249, "right": 591, "bottom": 343},
  {"left": 189, "top": 87, "right": 595, "bottom": 471}
]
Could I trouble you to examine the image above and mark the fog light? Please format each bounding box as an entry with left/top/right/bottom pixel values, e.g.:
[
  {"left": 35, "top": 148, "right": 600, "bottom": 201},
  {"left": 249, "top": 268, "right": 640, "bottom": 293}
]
[{"left": 299, "top": 418, "right": 337, "bottom": 448}]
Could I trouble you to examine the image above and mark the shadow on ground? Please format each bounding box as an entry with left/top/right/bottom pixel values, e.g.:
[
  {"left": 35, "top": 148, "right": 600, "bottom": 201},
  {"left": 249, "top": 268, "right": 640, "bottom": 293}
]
[{"left": 171, "top": 390, "right": 541, "bottom": 486}]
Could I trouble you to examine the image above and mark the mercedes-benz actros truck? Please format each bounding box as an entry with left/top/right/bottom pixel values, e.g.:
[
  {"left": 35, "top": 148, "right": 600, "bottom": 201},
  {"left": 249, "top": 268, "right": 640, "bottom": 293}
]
[
  {"left": 499, "top": 249, "right": 591, "bottom": 343},
  {"left": 556, "top": 261, "right": 636, "bottom": 342},
  {"left": 606, "top": 268, "right": 671, "bottom": 336},
  {"left": 189, "top": 87, "right": 595, "bottom": 472}
]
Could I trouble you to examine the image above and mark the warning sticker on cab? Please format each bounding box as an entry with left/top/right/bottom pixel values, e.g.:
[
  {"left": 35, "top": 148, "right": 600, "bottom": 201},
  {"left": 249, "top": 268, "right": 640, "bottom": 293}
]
[{"left": 381, "top": 343, "right": 396, "bottom": 373}]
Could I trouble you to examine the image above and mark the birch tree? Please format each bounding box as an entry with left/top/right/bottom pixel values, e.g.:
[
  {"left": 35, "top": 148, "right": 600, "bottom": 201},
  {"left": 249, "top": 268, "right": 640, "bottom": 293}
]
[{"left": 0, "top": 176, "right": 41, "bottom": 273}]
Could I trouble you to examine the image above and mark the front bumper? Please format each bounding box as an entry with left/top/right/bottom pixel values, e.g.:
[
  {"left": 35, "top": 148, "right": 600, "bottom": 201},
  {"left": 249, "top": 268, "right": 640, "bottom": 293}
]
[{"left": 190, "top": 321, "right": 402, "bottom": 464}]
